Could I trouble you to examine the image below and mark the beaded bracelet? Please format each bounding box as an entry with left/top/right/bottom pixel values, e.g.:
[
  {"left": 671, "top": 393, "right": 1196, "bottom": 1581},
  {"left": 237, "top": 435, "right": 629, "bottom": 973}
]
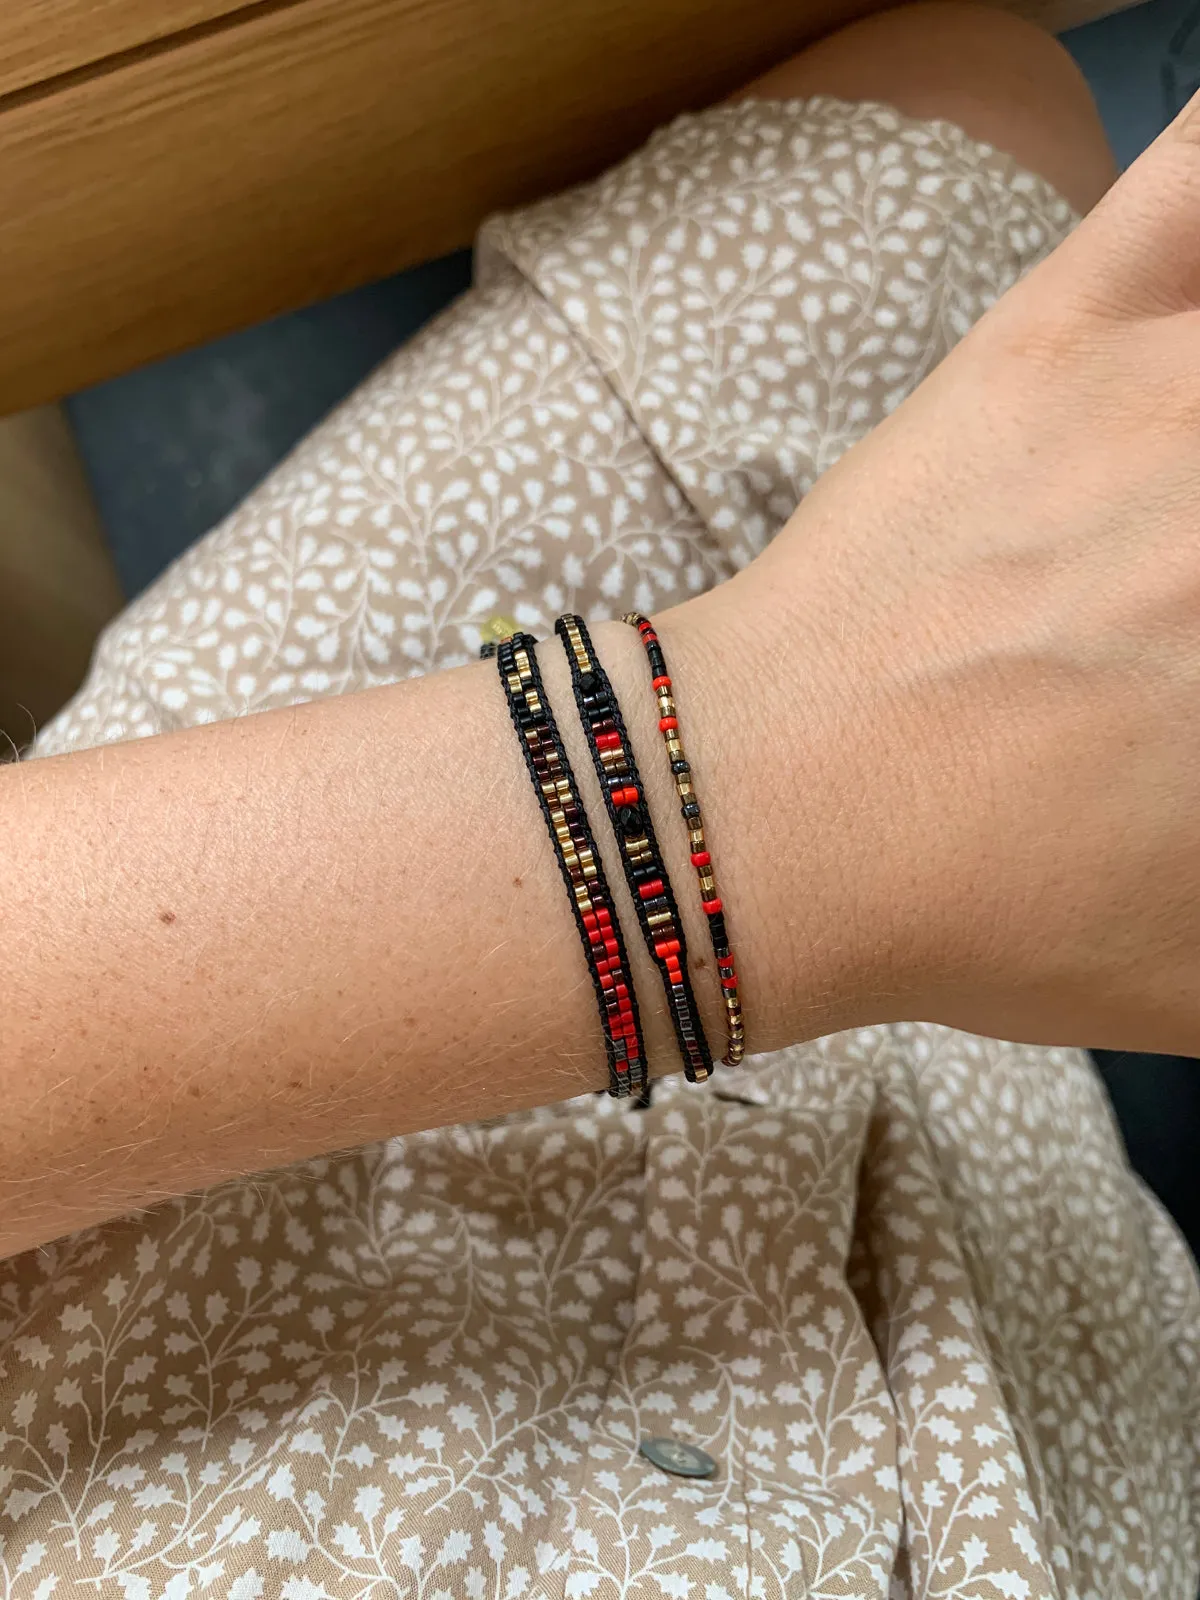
[
  {"left": 622, "top": 613, "right": 745, "bottom": 1066},
  {"left": 556, "top": 614, "right": 713, "bottom": 1084},
  {"left": 492, "top": 632, "right": 647, "bottom": 1097}
]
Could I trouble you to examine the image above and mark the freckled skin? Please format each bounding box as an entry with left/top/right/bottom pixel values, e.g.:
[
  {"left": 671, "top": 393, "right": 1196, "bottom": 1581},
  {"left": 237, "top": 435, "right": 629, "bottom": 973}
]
[{"left": 0, "top": 11, "right": 1131, "bottom": 1257}]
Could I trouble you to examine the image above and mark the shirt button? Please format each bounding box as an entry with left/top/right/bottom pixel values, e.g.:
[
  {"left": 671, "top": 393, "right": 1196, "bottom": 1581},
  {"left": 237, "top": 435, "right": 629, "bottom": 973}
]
[{"left": 638, "top": 1437, "right": 718, "bottom": 1479}]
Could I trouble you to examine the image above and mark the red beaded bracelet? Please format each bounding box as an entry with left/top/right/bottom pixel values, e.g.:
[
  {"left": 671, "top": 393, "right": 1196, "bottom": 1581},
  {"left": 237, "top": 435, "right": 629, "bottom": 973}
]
[
  {"left": 556, "top": 614, "right": 713, "bottom": 1084},
  {"left": 493, "top": 631, "right": 647, "bottom": 1097},
  {"left": 622, "top": 613, "right": 746, "bottom": 1066}
]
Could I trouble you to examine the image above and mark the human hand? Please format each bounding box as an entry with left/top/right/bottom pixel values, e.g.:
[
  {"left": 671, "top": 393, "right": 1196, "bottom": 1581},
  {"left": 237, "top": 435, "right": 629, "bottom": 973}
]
[{"left": 695, "top": 95, "right": 1200, "bottom": 1053}]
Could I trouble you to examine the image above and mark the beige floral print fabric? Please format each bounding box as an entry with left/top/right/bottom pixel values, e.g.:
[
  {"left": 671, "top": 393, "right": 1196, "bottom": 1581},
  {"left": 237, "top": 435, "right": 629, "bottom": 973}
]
[{"left": 5, "top": 97, "right": 1199, "bottom": 1598}]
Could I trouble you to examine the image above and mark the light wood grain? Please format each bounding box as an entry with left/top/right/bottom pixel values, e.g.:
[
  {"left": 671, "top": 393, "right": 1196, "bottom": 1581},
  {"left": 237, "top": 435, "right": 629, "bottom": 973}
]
[
  {"left": 0, "top": 0, "right": 872, "bottom": 414},
  {"left": 0, "top": 0, "right": 1124, "bottom": 415},
  {"left": 0, "top": 0, "right": 268, "bottom": 98}
]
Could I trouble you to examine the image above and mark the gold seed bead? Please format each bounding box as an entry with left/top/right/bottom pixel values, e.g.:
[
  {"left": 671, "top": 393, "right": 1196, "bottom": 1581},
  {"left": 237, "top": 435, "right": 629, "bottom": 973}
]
[{"left": 622, "top": 610, "right": 747, "bottom": 1072}]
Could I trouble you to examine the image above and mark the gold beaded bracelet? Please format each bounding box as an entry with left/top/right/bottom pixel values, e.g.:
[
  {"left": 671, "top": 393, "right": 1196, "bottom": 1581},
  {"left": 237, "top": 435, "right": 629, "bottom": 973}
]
[{"left": 622, "top": 614, "right": 745, "bottom": 1066}]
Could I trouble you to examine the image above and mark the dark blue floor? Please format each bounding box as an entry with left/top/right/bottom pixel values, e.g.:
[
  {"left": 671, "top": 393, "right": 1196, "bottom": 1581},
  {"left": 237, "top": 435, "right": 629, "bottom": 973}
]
[
  {"left": 63, "top": 0, "right": 1200, "bottom": 1260},
  {"left": 1067, "top": 0, "right": 1200, "bottom": 166},
  {"left": 67, "top": 254, "right": 472, "bottom": 599}
]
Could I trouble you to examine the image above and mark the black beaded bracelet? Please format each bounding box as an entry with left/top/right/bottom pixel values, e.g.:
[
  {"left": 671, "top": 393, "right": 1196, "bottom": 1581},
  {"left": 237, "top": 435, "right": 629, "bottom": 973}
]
[
  {"left": 491, "top": 631, "right": 647, "bottom": 1097},
  {"left": 555, "top": 614, "right": 713, "bottom": 1083}
]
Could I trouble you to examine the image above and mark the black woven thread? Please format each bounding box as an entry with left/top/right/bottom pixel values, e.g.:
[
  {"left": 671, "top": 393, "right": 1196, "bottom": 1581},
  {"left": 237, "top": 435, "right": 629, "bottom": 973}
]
[
  {"left": 491, "top": 631, "right": 646, "bottom": 1097},
  {"left": 621, "top": 612, "right": 743, "bottom": 1065},
  {"left": 555, "top": 615, "right": 713, "bottom": 1083}
]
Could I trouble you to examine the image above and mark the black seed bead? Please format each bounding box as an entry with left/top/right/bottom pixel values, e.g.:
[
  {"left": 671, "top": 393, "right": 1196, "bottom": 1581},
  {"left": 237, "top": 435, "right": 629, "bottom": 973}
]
[
  {"left": 559, "top": 612, "right": 714, "bottom": 1085},
  {"left": 621, "top": 610, "right": 740, "bottom": 1072},
  {"left": 497, "top": 629, "right": 646, "bottom": 1098}
]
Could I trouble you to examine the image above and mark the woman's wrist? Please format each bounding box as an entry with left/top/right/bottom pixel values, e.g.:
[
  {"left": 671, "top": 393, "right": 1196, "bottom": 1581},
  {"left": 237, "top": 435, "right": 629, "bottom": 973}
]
[
  {"left": 615, "top": 569, "right": 920, "bottom": 1057},
  {"left": 0, "top": 591, "right": 890, "bottom": 1257}
]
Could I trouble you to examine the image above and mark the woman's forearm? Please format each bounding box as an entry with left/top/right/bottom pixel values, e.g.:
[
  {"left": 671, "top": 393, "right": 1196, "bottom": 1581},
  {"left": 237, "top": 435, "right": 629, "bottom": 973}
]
[
  {"left": 18, "top": 82, "right": 1200, "bottom": 1260},
  {"left": 0, "top": 586, "right": 888, "bottom": 1259}
]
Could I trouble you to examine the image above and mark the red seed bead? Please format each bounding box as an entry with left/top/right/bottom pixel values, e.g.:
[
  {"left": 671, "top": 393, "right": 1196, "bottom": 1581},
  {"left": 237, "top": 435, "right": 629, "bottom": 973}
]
[
  {"left": 639, "top": 878, "right": 664, "bottom": 900},
  {"left": 502, "top": 630, "right": 649, "bottom": 1096},
  {"left": 654, "top": 938, "right": 681, "bottom": 960},
  {"left": 623, "top": 610, "right": 741, "bottom": 1071}
]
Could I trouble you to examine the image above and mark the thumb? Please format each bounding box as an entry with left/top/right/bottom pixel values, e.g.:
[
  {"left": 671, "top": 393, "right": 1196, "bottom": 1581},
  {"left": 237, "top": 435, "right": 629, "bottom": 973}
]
[{"left": 1049, "top": 89, "right": 1200, "bottom": 320}]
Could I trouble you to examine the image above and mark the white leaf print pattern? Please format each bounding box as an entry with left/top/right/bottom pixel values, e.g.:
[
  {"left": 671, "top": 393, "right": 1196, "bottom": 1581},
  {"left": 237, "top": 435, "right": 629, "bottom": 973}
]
[{"left": 6, "top": 97, "right": 1199, "bottom": 1599}]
